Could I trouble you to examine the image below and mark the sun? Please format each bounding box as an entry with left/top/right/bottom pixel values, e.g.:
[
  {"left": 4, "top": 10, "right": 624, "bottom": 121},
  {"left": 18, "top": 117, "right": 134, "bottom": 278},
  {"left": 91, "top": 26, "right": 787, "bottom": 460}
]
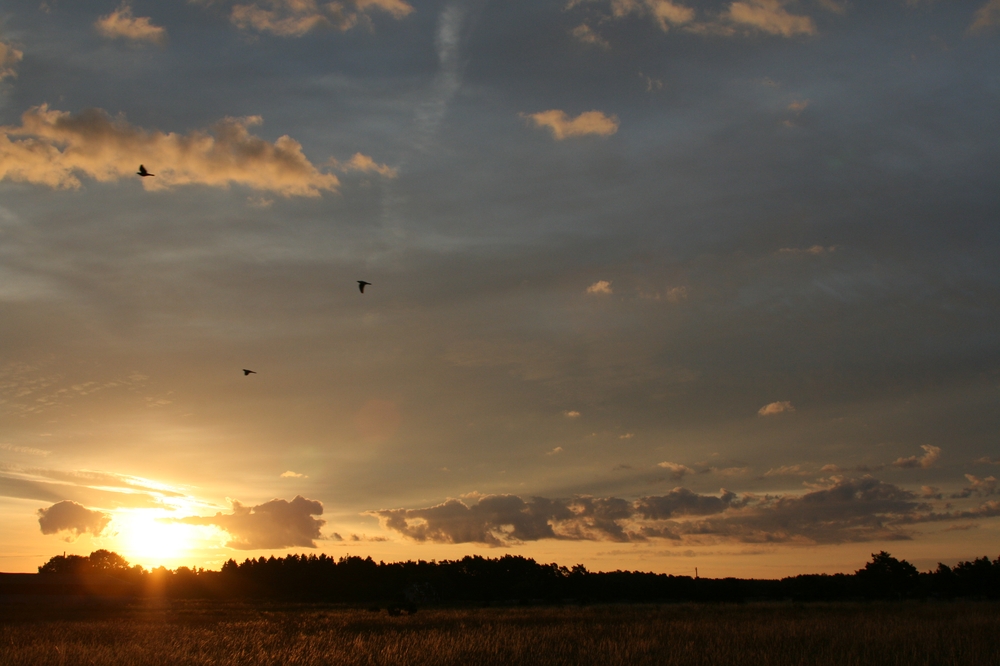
[{"left": 111, "top": 509, "right": 203, "bottom": 568}]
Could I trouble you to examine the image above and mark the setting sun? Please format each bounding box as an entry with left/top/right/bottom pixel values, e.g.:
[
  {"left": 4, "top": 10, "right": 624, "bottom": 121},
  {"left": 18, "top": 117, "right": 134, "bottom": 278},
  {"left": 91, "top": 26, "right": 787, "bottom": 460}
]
[{"left": 111, "top": 510, "right": 207, "bottom": 568}]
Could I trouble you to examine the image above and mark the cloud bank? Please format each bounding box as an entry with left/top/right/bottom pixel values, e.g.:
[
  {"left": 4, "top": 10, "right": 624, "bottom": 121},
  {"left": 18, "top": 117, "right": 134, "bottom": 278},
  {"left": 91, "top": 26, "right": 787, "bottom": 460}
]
[
  {"left": 174, "top": 495, "right": 325, "bottom": 549},
  {"left": 0, "top": 106, "right": 340, "bottom": 196},
  {"left": 37, "top": 500, "right": 111, "bottom": 539},
  {"left": 369, "top": 477, "right": 992, "bottom": 547}
]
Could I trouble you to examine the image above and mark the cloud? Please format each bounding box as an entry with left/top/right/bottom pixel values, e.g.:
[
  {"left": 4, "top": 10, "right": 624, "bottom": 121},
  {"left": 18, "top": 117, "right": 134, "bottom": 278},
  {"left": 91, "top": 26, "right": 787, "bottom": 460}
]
[
  {"left": 723, "top": 0, "right": 816, "bottom": 36},
  {"left": 0, "top": 443, "right": 50, "bottom": 456},
  {"left": 564, "top": 410, "right": 581, "bottom": 418},
  {"left": 330, "top": 152, "right": 398, "bottom": 178},
  {"left": 37, "top": 500, "right": 111, "bottom": 539},
  {"left": 547, "top": 446, "right": 564, "bottom": 455},
  {"left": 280, "top": 470, "right": 307, "bottom": 478},
  {"left": 0, "top": 105, "right": 340, "bottom": 197},
  {"left": 371, "top": 477, "right": 950, "bottom": 546},
  {"left": 657, "top": 461, "right": 694, "bottom": 479},
  {"left": 970, "top": 0, "right": 1000, "bottom": 33},
  {"left": 572, "top": 24, "right": 610, "bottom": 49},
  {"left": 173, "top": 495, "right": 325, "bottom": 549},
  {"left": 523, "top": 110, "right": 619, "bottom": 140},
  {"left": 574, "top": 0, "right": 694, "bottom": 31},
  {"left": 951, "top": 474, "right": 998, "bottom": 499},
  {"left": 976, "top": 457, "right": 1000, "bottom": 465},
  {"left": 586, "top": 280, "right": 613, "bottom": 294},
  {"left": 892, "top": 445, "right": 941, "bottom": 469},
  {"left": 778, "top": 245, "right": 834, "bottom": 255},
  {"left": 787, "top": 99, "right": 809, "bottom": 114},
  {"left": 226, "top": 0, "right": 414, "bottom": 37},
  {"left": 758, "top": 400, "right": 794, "bottom": 416},
  {"left": 95, "top": 4, "right": 167, "bottom": 45},
  {"left": 0, "top": 38, "right": 23, "bottom": 80},
  {"left": 763, "top": 464, "right": 808, "bottom": 477}
]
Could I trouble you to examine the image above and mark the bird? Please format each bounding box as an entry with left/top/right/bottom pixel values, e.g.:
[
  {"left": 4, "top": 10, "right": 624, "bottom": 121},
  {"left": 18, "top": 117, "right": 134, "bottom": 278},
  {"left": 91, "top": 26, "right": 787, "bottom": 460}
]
[
  {"left": 137, "top": 165, "right": 154, "bottom": 177},
  {"left": 242, "top": 369, "right": 256, "bottom": 376},
  {"left": 357, "top": 281, "right": 372, "bottom": 293}
]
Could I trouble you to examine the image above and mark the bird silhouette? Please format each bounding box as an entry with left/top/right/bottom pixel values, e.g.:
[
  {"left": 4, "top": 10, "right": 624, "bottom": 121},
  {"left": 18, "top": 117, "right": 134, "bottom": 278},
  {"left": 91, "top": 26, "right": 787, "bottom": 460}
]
[
  {"left": 243, "top": 369, "right": 256, "bottom": 376},
  {"left": 357, "top": 281, "right": 372, "bottom": 293},
  {"left": 137, "top": 165, "right": 154, "bottom": 177}
]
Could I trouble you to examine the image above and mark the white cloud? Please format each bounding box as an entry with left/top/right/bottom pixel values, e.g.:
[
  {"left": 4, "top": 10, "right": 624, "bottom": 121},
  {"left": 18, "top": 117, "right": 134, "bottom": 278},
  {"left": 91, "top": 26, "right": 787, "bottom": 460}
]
[
  {"left": 95, "top": 4, "right": 167, "bottom": 45},
  {"left": 758, "top": 400, "right": 794, "bottom": 416},
  {"left": 0, "top": 106, "right": 340, "bottom": 197},
  {"left": 523, "top": 110, "right": 620, "bottom": 140},
  {"left": 587, "top": 280, "right": 613, "bottom": 294},
  {"left": 37, "top": 500, "right": 111, "bottom": 539}
]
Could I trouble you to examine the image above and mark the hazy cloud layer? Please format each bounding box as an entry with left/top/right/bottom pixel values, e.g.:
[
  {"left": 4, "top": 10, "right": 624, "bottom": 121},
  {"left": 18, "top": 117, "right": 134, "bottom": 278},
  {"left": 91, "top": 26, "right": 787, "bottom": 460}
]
[
  {"left": 37, "top": 500, "right": 111, "bottom": 539},
  {"left": 523, "top": 110, "right": 619, "bottom": 140},
  {"left": 371, "top": 477, "right": 986, "bottom": 547},
  {"left": 95, "top": 4, "right": 167, "bottom": 45},
  {"left": 174, "top": 496, "right": 325, "bottom": 549},
  {"left": 0, "top": 106, "right": 340, "bottom": 196}
]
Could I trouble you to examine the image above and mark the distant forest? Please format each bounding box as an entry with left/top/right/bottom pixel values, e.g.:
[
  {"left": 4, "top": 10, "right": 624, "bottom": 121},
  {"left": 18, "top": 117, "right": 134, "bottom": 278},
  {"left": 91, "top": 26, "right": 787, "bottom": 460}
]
[{"left": 11, "top": 550, "right": 1000, "bottom": 605}]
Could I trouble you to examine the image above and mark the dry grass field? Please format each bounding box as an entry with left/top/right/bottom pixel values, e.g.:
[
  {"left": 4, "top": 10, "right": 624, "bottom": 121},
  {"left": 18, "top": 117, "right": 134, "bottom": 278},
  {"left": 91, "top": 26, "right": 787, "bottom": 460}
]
[{"left": 2, "top": 601, "right": 998, "bottom": 666}]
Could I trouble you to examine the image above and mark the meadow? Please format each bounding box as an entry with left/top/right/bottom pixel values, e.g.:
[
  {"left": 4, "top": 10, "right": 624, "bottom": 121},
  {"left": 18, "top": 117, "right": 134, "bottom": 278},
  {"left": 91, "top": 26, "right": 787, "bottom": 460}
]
[{"left": 2, "top": 601, "right": 999, "bottom": 666}]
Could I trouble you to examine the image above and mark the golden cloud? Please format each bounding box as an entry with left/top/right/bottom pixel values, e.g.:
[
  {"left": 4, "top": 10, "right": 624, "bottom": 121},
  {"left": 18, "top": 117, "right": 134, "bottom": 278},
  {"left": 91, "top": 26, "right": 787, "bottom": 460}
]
[
  {"left": 571, "top": 23, "right": 610, "bottom": 49},
  {"left": 587, "top": 280, "right": 613, "bottom": 294},
  {"left": 724, "top": 0, "right": 816, "bottom": 37},
  {"left": 0, "top": 39, "right": 24, "bottom": 80},
  {"left": 606, "top": 0, "right": 695, "bottom": 30},
  {"left": 758, "top": 400, "right": 795, "bottom": 416},
  {"left": 95, "top": 4, "right": 167, "bottom": 45},
  {"left": 229, "top": 0, "right": 414, "bottom": 37},
  {"left": 331, "top": 152, "right": 398, "bottom": 178},
  {"left": 524, "top": 110, "right": 620, "bottom": 140},
  {"left": 0, "top": 105, "right": 340, "bottom": 197}
]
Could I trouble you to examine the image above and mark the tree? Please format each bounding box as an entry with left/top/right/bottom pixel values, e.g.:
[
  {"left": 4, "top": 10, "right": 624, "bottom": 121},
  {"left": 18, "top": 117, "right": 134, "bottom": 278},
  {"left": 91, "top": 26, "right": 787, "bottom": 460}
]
[
  {"left": 855, "top": 551, "right": 919, "bottom": 598},
  {"left": 88, "top": 549, "right": 131, "bottom": 573}
]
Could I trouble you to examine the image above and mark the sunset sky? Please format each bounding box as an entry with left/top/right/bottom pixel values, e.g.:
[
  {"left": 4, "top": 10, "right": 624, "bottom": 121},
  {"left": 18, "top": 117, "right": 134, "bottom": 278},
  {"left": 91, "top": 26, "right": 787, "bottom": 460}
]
[{"left": 1, "top": 0, "right": 999, "bottom": 577}]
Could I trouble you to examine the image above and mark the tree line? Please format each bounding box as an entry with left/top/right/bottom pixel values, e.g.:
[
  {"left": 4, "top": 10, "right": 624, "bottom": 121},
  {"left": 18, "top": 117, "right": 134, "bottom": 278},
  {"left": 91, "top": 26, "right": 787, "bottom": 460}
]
[{"left": 24, "top": 549, "right": 1000, "bottom": 604}]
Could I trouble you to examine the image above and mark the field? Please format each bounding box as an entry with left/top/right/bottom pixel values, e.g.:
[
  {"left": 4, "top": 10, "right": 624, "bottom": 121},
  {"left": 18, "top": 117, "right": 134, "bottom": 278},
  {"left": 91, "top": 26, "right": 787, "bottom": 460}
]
[{"left": 2, "top": 601, "right": 999, "bottom": 666}]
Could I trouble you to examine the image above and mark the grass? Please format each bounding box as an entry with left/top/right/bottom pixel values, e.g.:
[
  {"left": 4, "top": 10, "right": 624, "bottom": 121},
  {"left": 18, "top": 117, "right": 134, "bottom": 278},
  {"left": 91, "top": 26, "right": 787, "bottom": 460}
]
[{"left": 1, "top": 601, "right": 999, "bottom": 665}]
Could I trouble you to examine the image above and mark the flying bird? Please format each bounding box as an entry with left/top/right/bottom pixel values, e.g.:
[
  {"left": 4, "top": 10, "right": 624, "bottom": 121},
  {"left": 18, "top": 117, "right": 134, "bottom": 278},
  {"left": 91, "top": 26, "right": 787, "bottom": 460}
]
[
  {"left": 243, "top": 369, "right": 256, "bottom": 376},
  {"left": 137, "top": 165, "right": 154, "bottom": 177},
  {"left": 357, "top": 281, "right": 372, "bottom": 293}
]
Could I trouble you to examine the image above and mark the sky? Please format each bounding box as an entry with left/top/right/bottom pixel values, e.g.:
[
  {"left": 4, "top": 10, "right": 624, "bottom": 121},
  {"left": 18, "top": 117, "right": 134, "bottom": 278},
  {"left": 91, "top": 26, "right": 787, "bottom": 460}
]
[{"left": 1, "top": 0, "right": 999, "bottom": 577}]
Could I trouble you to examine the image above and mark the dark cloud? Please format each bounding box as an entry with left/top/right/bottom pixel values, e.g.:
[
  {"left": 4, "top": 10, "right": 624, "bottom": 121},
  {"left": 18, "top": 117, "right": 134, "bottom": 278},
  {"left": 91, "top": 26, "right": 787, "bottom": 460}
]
[
  {"left": 372, "top": 478, "right": 974, "bottom": 546},
  {"left": 37, "top": 500, "right": 110, "bottom": 539},
  {"left": 174, "top": 496, "right": 325, "bottom": 550}
]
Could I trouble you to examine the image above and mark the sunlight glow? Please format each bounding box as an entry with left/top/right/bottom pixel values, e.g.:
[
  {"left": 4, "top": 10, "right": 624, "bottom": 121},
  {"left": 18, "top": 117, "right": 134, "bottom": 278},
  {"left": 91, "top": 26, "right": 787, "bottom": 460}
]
[{"left": 111, "top": 509, "right": 206, "bottom": 568}]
